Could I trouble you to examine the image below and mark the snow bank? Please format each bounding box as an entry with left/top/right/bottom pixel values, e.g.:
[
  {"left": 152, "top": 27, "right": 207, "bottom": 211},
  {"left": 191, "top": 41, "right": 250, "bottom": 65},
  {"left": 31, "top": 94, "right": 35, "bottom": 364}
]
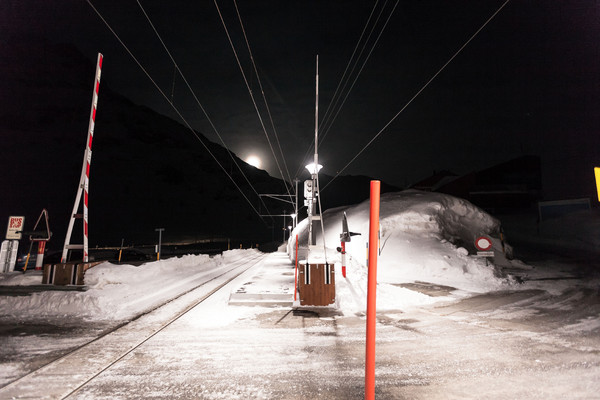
[
  {"left": 289, "top": 190, "right": 516, "bottom": 293},
  {"left": 0, "top": 250, "right": 260, "bottom": 322}
]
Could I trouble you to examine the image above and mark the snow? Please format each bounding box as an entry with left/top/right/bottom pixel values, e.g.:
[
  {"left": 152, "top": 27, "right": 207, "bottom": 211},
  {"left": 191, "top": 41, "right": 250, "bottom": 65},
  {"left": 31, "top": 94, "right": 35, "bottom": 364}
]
[
  {"left": 1, "top": 190, "right": 600, "bottom": 398},
  {"left": 289, "top": 190, "right": 517, "bottom": 294},
  {"left": 2, "top": 190, "right": 598, "bottom": 324},
  {"left": 0, "top": 249, "right": 262, "bottom": 322}
]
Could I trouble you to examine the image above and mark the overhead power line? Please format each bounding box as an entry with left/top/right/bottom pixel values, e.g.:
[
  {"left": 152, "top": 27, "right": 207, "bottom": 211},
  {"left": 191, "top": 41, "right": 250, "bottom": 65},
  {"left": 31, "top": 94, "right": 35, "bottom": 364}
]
[
  {"left": 135, "top": 0, "right": 274, "bottom": 220},
  {"left": 233, "top": 0, "right": 294, "bottom": 188},
  {"left": 86, "top": 0, "right": 269, "bottom": 225},
  {"left": 322, "top": 0, "right": 511, "bottom": 192},
  {"left": 214, "top": 0, "right": 293, "bottom": 198},
  {"left": 319, "top": 0, "right": 399, "bottom": 146},
  {"left": 319, "top": 0, "right": 381, "bottom": 134},
  {"left": 293, "top": 0, "right": 398, "bottom": 180}
]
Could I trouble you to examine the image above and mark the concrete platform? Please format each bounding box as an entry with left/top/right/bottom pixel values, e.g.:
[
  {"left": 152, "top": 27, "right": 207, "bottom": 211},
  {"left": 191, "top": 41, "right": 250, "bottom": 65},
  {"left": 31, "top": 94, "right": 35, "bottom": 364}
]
[
  {"left": 228, "top": 292, "right": 293, "bottom": 307},
  {"left": 228, "top": 251, "right": 295, "bottom": 307}
]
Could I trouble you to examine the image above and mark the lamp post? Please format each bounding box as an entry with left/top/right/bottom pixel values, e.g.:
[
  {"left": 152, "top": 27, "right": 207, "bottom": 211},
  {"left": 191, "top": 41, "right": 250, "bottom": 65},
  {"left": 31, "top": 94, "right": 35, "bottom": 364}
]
[
  {"left": 293, "top": 178, "right": 299, "bottom": 229},
  {"left": 155, "top": 228, "right": 164, "bottom": 260},
  {"left": 305, "top": 55, "right": 321, "bottom": 250},
  {"left": 282, "top": 210, "right": 286, "bottom": 243},
  {"left": 305, "top": 162, "right": 322, "bottom": 247}
]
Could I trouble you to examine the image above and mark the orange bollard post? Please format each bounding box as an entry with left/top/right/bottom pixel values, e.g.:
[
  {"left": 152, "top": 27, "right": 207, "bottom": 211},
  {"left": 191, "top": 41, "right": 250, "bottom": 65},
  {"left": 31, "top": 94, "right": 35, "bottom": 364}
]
[{"left": 365, "top": 180, "right": 380, "bottom": 400}]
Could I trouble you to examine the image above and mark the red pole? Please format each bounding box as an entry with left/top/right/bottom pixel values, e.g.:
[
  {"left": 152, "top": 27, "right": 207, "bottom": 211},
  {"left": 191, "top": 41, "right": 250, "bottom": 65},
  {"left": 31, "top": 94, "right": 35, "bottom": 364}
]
[
  {"left": 294, "top": 234, "right": 299, "bottom": 302},
  {"left": 341, "top": 241, "right": 346, "bottom": 278},
  {"left": 35, "top": 241, "right": 46, "bottom": 270},
  {"left": 365, "top": 180, "right": 380, "bottom": 400}
]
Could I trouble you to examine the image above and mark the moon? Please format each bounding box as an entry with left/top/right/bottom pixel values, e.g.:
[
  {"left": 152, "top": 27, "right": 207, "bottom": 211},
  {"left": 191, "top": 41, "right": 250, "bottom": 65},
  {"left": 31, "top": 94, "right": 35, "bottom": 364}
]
[{"left": 246, "top": 155, "right": 262, "bottom": 169}]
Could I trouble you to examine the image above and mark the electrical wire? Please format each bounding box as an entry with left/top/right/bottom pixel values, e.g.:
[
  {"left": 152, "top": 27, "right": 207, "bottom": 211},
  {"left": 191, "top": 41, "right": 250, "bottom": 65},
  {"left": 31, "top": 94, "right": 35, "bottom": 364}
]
[
  {"left": 293, "top": 0, "right": 397, "bottom": 180},
  {"left": 233, "top": 0, "right": 294, "bottom": 189},
  {"left": 135, "top": 0, "right": 274, "bottom": 219},
  {"left": 319, "top": 0, "right": 394, "bottom": 143},
  {"left": 322, "top": 0, "right": 511, "bottom": 192},
  {"left": 86, "top": 0, "right": 269, "bottom": 225},
  {"left": 319, "top": 0, "right": 380, "bottom": 136},
  {"left": 319, "top": 0, "right": 399, "bottom": 146},
  {"left": 214, "top": 0, "right": 293, "bottom": 198}
]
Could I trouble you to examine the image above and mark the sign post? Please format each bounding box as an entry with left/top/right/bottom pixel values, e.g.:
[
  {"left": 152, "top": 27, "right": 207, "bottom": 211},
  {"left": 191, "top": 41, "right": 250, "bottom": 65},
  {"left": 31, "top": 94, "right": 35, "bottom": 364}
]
[
  {"left": 155, "top": 228, "right": 164, "bottom": 260},
  {"left": 1, "top": 240, "right": 19, "bottom": 273},
  {"left": 6, "top": 216, "right": 25, "bottom": 240},
  {"left": 474, "top": 236, "right": 494, "bottom": 264},
  {"left": 2, "top": 217, "right": 24, "bottom": 272}
]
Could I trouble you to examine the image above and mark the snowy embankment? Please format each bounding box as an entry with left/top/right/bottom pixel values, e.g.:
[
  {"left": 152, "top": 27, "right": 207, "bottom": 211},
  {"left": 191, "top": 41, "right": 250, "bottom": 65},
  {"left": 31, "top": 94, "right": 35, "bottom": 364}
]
[
  {"left": 0, "top": 249, "right": 259, "bottom": 322},
  {"left": 289, "top": 190, "right": 519, "bottom": 297},
  {"left": 2, "top": 190, "right": 574, "bottom": 323}
]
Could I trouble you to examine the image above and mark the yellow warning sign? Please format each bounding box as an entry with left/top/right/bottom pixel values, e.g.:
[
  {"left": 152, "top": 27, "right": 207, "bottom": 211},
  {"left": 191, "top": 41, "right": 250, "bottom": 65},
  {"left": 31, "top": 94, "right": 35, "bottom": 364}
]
[{"left": 595, "top": 167, "right": 600, "bottom": 202}]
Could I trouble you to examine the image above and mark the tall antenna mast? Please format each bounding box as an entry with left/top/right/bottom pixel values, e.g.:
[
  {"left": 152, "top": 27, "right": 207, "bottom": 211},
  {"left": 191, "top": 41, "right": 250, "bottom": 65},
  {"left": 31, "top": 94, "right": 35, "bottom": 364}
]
[
  {"left": 306, "top": 56, "right": 321, "bottom": 248},
  {"left": 314, "top": 55, "right": 319, "bottom": 168}
]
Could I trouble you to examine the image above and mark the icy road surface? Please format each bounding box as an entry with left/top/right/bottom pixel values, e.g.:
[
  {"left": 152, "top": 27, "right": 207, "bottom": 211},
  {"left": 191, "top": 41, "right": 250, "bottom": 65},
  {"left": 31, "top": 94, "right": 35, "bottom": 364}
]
[
  {"left": 70, "top": 289, "right": 600, "bottom": 399},
  {"left": 1, "top": 251, "right": 599, "bottom": 399}
]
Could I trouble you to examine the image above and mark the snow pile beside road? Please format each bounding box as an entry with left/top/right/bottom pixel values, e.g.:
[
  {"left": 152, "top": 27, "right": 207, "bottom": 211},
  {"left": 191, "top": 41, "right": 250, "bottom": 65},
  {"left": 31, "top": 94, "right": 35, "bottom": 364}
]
[
  {"left": 290, "top": 190, "right": 515, "bottom": 293},
  {"left": 0, "top": 250, "right": 259, "bottom": 321}
]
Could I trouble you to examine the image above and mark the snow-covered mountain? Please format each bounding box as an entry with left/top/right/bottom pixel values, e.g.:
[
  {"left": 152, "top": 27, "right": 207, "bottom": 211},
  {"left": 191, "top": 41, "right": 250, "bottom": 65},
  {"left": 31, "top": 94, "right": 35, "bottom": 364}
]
[{"left": 0, "top": 39, "right": 290, "bottom": 247}]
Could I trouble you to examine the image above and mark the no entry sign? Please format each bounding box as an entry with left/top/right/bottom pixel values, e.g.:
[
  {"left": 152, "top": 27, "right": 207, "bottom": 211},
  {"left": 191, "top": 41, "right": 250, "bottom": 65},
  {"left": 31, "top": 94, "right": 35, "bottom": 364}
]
[{"left": 475, "top": 236, "right": 493, "bottom": 251}]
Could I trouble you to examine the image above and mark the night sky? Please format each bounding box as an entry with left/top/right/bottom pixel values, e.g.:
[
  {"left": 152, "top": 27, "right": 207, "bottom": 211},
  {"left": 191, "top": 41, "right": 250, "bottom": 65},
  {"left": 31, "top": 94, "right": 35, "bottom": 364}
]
[{"left": 3, "top": 1, "right": 600, "bottom": 200}]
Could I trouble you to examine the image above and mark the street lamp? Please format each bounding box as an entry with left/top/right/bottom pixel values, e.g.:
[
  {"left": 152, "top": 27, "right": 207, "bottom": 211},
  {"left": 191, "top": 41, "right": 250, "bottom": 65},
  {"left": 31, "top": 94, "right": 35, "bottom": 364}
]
[
  {"left": 305, "top": 163, "right": 323, "bottom": 175},
  {"left": 304, "top": 163, "right": 323, "bottom": 247},
  {"left": 290, "top": 213, "right": 297, "bottom": 229}
]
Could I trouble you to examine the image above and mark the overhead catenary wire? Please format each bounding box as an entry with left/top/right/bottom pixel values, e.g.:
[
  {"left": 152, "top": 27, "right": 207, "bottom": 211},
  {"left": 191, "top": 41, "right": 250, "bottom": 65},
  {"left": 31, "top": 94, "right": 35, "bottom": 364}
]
[
  {"left": 319, "top": 0, "right": 397, "bottom": 144},
  {"left": 318, "top": 0, "right": 381, "bottom": 135},
  {"left": 214, "top": 0, "right": 293, "bottom": 198},
  {"left": 293, "top": 0, "right": 397, "bottom": 180},
  {"left": 322, "top": 0, "right": 511, "bottom": 192},
  {"left": 319, "top": 0, "right": 399, "bottom": 146},
  {"left": 85, "top": 0, "right": 269, "bottom": 225},
  {"left": 135, "top": 0, "right": 275, "bottom": 219},
  {"left": 233, "top": 0, "right": 294, "bottom": 189}
]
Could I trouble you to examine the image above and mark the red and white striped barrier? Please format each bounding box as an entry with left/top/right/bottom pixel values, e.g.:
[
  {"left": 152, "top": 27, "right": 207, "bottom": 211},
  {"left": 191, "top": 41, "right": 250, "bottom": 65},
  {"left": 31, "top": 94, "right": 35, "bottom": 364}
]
[
  {"left": 341, "top": 241, "right": 346, "bottom": 278},
  {"left": 62, "top": 53, "right": 103, "bottom": 263},
  {"left": 35, "top": 241, "right": 46, "bottom": 270},
  {"left": 83, "top": 53, "right": 103, "bottom": 262}
]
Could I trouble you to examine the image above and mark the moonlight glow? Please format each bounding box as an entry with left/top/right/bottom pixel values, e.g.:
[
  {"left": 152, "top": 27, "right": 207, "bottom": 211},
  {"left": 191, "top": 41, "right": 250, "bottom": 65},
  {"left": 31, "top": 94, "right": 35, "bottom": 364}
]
[{"left": 246, "top": 155, "right": 262, "bottom": 169}]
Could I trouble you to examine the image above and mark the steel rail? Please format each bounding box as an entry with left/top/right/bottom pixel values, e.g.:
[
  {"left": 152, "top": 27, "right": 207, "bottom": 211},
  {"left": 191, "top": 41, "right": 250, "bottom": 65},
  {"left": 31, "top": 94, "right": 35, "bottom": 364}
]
[{"left": 0, "top": 252, "right": 266, "bottom": 398}]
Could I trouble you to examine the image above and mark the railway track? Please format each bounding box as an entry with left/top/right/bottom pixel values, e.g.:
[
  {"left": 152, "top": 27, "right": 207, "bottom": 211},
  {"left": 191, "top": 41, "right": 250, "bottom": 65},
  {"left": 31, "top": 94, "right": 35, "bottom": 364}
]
[{"left": 0, "top": 252, "right": 266, "bottom": 399}]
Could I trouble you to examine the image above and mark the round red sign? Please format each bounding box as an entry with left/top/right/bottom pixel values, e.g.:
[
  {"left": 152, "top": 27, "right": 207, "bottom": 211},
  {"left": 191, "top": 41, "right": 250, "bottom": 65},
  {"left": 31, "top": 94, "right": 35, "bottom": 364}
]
[{"left": 475, "top": 236, "right": 493, "bottom": 251}]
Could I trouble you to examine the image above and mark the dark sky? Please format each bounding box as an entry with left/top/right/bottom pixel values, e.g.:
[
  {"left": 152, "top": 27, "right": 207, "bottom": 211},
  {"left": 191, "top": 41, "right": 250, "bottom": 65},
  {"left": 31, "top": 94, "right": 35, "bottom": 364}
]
[{"left": 3, "top": 0, "right": 600, "bottom": 199}]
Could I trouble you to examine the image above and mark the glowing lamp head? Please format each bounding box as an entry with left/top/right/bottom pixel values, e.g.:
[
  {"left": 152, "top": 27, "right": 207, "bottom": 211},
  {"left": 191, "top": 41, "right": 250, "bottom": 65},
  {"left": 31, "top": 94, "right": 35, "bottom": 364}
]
[{"left": 305, "top": 163, "right": 323, "bottom": 175}]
